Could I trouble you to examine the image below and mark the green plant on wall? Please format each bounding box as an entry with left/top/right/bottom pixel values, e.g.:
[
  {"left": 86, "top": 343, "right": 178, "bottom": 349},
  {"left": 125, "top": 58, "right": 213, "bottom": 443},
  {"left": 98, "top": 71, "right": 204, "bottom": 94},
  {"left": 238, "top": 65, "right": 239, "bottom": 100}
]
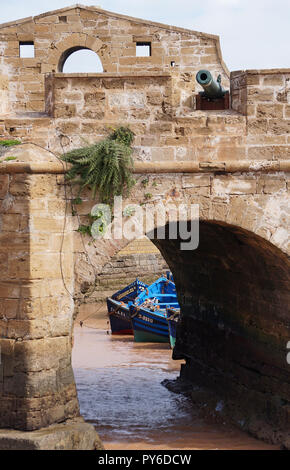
[
  {"left": 0, "top": 140, "right": 21, "bottom": 147},
  {"left": 4, "top": 156, "right": 18, "bottom": 161},
  {"left": 62, "top": 127, "right": 136, "bottom": 205},
  {"left": 77, "top": 224, "right": 91, "bottom": 235},
  {"left": 141, "top": 177, "right": 149, "bottom": 188}
]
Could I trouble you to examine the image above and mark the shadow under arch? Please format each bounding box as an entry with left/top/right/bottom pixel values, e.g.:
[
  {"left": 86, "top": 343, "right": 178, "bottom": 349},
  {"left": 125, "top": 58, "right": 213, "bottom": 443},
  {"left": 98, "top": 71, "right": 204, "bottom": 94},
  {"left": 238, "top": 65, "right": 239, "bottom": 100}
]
[
  {"left": 145, "top": 219, "right": 290, "bottom": 443},
  {"left": 58, "top": 46, "right": 104, "bottom": 73}
]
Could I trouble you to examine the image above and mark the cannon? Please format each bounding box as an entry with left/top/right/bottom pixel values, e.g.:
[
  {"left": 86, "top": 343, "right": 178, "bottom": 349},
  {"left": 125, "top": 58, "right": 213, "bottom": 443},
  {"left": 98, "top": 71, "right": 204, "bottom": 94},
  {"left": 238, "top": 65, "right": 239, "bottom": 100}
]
[
  {"left": 195, "top": 70, "right": 229, "bottom": 110},
  {"left": 196, "top": 70, "right": 226, "bottom": 99}
]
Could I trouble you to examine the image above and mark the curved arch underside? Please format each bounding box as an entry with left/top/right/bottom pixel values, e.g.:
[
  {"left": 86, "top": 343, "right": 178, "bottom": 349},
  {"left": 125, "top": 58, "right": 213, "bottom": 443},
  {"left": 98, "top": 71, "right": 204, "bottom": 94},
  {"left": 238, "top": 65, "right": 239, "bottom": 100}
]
[
  {"left": 149, "top": 221, "right": 290, "bottom": 440},
  {"left": 59, "top": 47, "right": 104, "bottom": 73}
]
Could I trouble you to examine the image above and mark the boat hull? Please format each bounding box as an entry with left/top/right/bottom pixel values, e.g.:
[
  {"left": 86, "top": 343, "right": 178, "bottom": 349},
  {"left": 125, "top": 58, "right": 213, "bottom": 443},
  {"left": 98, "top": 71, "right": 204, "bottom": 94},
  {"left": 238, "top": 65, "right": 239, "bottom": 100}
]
[
  {"left": 106, "top": 279, "right": 148, "bottom": 335},
  {"left": 133, "top": 329, "right": 169, "bottom": 344},
  {"left": 130, "top": 307, "right": 170, "bottom": 343},
  {"left": 166, "top": 308, "right": 180, "bottom": 349},
  {"left": 167, "top": 319, "right": 177, "bottom": 348},
  {"left": 107, "top": 298, "right": 132, "bottom": 335}
]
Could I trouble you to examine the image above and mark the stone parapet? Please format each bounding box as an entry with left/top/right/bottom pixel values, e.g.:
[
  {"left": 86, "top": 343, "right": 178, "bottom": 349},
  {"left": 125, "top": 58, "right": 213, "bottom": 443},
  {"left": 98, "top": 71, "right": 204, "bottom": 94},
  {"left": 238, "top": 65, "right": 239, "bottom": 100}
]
[{"left": 0, "top": 5, "right": 228, "bottom": 115}]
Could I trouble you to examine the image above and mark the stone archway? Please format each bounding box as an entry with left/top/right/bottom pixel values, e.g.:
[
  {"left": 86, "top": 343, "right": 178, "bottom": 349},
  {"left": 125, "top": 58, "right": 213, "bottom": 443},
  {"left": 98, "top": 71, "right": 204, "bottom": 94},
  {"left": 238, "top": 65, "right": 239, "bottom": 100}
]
[
  {"left": 0, "top": 144, "right": 289, "bottom": 449},
  {"left": 74, "top": 218, "right": 290, "bottom": 446},
  {"left": 46, "top": 33, "right": 109, "bottom": 73},
  {"left": 71, "top": 171, "right": 290, "bottom": 447}
]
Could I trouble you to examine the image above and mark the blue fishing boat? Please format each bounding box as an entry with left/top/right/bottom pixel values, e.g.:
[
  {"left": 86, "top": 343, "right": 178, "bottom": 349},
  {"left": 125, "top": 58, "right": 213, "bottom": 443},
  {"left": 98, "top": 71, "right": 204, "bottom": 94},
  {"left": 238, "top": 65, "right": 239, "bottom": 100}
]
[
  {"left": 107, "top": 279, "right": 148, "bottom": 335},
  {"left": 166, "top": 271, "right": 174, "bottom": 282},
  {"left": 166, "top": 307, "right": 180, "bottom": 349},
  {"left": 129, "top": 276, "right": 179, "bottom": 343}
]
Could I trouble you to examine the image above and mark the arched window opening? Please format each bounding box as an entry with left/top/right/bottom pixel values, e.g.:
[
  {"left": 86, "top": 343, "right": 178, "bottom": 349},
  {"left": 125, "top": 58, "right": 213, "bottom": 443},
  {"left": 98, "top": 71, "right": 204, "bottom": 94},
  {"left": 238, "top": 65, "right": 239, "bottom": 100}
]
[{"left": 60, "top": 47, "right": 103, "bottom": 73}]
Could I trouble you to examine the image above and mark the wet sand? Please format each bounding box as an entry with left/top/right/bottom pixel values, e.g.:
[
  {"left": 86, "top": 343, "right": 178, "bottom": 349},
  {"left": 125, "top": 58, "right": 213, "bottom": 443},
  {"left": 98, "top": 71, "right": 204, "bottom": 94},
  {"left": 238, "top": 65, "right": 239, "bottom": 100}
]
[{"left": 72, "top": 306, "right": 278, "bottom": 450}]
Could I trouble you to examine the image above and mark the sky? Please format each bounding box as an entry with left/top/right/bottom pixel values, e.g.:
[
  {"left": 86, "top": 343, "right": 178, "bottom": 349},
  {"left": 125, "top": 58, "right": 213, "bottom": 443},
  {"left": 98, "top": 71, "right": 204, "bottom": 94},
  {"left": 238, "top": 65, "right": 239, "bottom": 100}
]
[{"left": 1, "top": 0, "right": 289, "bottom": 71}]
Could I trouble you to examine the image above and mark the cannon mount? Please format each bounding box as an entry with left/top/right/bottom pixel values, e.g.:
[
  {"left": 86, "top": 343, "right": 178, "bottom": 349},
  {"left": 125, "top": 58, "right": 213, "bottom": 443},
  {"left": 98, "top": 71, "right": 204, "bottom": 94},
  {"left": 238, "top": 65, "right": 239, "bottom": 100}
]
[{"left": 196, "top": 70, "right": 230, "bottom": 111}]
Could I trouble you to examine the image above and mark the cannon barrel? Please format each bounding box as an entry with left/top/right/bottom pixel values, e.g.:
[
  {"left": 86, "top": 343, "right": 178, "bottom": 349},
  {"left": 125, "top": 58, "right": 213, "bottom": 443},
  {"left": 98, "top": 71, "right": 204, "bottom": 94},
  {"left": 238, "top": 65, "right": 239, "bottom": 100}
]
[{"left": 196, "top": 70, "right": 226, "bottom": 99}]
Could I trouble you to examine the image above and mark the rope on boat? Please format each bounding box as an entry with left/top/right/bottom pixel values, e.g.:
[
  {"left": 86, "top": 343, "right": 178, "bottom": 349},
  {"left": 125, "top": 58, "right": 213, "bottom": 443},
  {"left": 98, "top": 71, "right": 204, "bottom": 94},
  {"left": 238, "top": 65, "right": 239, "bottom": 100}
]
[
  {"left": 130, "top": 306, "right": 141, "bottom": 318},
  {"left": 79, "top": 302, "right": 106, "bottom": 329},
  {"left": 167, "top": 313, "right": 180, "bottom": 322},
  {"left": 108, "top": 303, "right": 125, "bottom": 316}
]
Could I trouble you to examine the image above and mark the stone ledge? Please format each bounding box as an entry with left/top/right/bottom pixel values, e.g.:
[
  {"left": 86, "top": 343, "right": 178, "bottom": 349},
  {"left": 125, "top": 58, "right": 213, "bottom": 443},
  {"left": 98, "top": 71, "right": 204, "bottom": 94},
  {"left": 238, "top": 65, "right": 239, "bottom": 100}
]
[
  {"left": 53, "top": 72, "right": 171, "bottom": 79},
  {"left": 0, "top": 418, "right": 103, "bottom": 450},
  {"left": 134, "top": 160, "right": 290, "bottom": 174},
  {"left": 232, "top": 68, "right": 290, "bottom": 76},
  {"left": 0, "top": 161, "right": 65, "bottom": 174},
  {"left": 0, "top": 159, "right": 289, "bottom": 174}
]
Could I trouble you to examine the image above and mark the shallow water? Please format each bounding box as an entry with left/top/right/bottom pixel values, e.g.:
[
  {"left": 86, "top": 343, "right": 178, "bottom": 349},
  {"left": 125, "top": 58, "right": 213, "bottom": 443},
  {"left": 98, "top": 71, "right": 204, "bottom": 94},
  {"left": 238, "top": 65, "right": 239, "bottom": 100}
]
[{"left": 72, "top": 315, "right": 278, "bottom": 450}]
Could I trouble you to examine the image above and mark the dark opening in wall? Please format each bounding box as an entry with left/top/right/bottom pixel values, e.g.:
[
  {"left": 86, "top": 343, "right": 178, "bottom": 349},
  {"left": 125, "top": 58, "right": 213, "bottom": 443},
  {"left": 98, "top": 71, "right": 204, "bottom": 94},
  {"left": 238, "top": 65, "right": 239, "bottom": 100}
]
[
  {"left": 136, "top": 42, "right": 151, "bottom": 57},
  {"left": 19, "top": 41, "right": 34, "bottom": 58},
  {"left": 59, "top": 16, "right": 67, "bottom": 23}
]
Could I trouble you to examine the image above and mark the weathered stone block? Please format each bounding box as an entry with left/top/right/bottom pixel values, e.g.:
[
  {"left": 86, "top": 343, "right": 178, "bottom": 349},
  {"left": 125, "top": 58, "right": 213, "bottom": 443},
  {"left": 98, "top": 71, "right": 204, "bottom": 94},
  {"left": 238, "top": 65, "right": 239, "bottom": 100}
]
[
  {"left": 247, "top": 118, "right": 268, "bottom": 135},
  {"left": 256, "top": 103, "right": 284, "bottom": 118},
  {"left": 54, "top": 104, "right": 76, "bottom": 118},
  {"left": 0, "top": 418, "right": 103, "bottom": 450},
  {"left": 13, "top": 337, "right": 71, "bottom": 373},
  {"left": 182, "top": 174, "right": 211, "bottom": 189},
  {"left": 263, "top": 178, "right": 287, "bottom": 194},
  {"left": 268, "top": 119, "right": 290, "bottom": 135},
  {"left": 84, "top": 91, "right": 105, "bottom": 104},
  {"left": 0, "top": 175, "right": 9, "bottom": 198},
  {"left": 263, "top": 75, "right": 284, "bottom": 86},
  {"left": 212, "top": 175, "right": 257, "bottom": 195},
  {"left": 248, "top": 87, "right": 274, "bottom": 102}
]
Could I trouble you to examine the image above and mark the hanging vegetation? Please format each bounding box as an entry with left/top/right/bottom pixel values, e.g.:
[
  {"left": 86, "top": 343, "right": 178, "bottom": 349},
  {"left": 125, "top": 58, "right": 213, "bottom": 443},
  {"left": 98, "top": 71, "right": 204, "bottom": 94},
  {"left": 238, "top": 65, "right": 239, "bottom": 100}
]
[{"left": 62, "top": 127, "right": 136, "bottom": 204}]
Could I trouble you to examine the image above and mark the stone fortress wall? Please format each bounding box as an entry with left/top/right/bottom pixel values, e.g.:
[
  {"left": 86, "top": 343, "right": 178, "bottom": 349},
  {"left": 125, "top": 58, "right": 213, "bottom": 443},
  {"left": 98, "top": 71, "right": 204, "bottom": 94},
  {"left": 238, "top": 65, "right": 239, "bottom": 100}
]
[
  {"left": 0, "top": 4, "right": 289, "bottom": 168},
  {"left": 96, "top": 236, "right": 168, "bottom": 295},
  {"left": 0, "top": 4, "right": 228, "bottom": 116},
  {"left": 0, "top": 4, "right": 289, "bottom": 450}
]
